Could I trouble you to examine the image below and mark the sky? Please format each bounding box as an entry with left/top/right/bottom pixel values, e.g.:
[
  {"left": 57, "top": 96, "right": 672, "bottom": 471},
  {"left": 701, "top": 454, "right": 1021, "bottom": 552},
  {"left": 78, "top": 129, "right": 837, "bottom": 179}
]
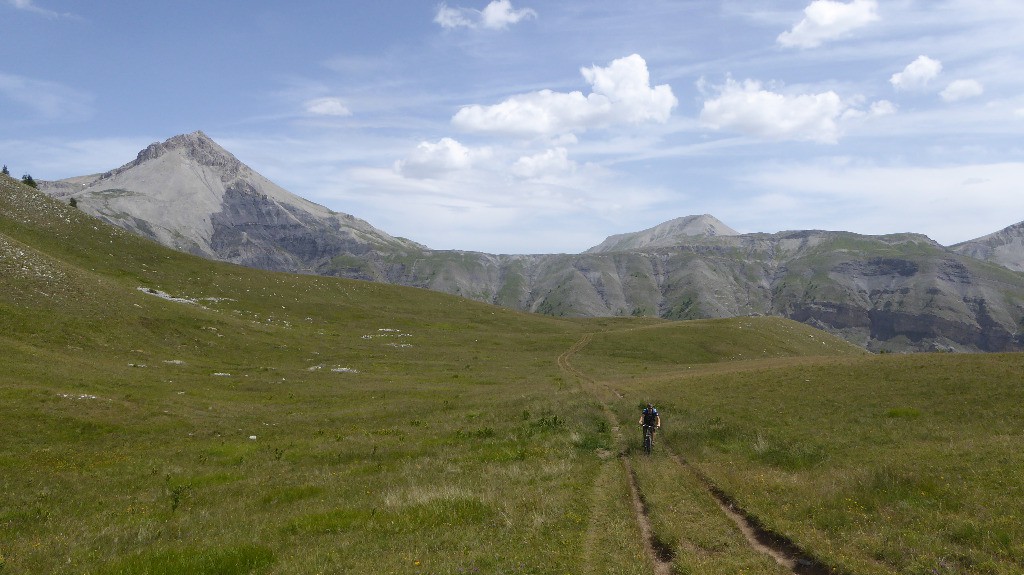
[{"left": 3, "top": 0, "right": 1024, "bottom": 254}]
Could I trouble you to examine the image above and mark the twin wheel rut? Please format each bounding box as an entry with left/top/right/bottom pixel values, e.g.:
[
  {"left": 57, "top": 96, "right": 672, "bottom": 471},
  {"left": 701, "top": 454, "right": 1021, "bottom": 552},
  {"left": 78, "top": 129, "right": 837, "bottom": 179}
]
[{"left": 559, "top": 334, "right": 837, "bottom": 575}]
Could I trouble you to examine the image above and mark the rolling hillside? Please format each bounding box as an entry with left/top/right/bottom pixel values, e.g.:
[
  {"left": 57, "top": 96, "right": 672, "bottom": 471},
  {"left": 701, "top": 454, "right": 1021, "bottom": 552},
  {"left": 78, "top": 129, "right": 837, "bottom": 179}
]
[
  {"left": 0, "top": 173, "right": 599, "bottom": 573},
  {"left": 6, "top": 174, "right": 1024, "bottom": 574}
]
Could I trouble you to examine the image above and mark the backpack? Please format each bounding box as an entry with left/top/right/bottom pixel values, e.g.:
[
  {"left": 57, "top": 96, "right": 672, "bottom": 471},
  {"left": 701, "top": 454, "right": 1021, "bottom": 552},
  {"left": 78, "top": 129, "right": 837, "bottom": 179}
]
[{"left": 642, "top": 407, "right": 658, "bottom": 426}]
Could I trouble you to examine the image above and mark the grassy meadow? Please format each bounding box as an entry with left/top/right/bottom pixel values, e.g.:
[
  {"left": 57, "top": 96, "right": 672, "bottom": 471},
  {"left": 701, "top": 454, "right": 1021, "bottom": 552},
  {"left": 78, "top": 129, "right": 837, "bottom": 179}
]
[
  {"left": 3, "top": 174, "right": 1024, "bottom": 574},
  {"left": 577, "top": 323, "right": 1024, "bottom": 574},
  {"left": 0, "top": 176, "right": 626, "bottom": 574}
]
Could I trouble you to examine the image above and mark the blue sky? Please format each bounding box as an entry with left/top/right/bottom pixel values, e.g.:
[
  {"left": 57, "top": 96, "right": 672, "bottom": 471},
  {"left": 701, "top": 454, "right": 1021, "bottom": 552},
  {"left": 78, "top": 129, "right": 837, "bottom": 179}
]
[{"left": 3, "top": 0, "right": 1024, "bottom": 254}]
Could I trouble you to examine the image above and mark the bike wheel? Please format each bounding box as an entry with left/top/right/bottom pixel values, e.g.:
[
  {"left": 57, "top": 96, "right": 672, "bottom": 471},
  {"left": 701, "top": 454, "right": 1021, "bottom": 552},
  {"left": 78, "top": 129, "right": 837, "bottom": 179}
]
[{"left": 643, "top": 430, "right": 652, "bottom": 455}]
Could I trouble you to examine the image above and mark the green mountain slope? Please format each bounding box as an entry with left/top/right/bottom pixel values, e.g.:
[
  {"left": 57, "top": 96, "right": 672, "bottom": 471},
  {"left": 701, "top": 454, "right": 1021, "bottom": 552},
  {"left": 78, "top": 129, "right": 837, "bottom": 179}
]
[
  {"left": 4, "top": 174, "right": 1023, "bottom": 574},
  {"left": 2, "top": 174, "right": 603, "bottom": 573},
  {"left": 40, "top": 133, "right": 1024, "bottom": 353},
  {"left": 371, "top": 230, "right": 1024, "bottom": 352}
]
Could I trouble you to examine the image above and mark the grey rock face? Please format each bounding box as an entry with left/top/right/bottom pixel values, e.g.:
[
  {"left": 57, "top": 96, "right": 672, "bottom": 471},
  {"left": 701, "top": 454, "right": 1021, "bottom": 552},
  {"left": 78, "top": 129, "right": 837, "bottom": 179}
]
[
  {"left": 39, "top": 132, "right": 1024, "bottom": 353},
  {"left": 951, "top": 221, "right": 1024, "bottom": 272},
  {"left": 40, "top": 131, "right": 424, "bottom": 273},
  {"left": 586, "top": 214, "right": 739, "bottom": 253},
  {"left": 373, "top": 231, "right": 1024, "bottom": 352}
]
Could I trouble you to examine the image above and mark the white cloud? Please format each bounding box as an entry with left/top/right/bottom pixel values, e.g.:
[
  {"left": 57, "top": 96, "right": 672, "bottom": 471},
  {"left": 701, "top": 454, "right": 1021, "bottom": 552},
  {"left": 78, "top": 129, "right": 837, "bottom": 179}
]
[
  {"left": 777, "top": 0, "right": 879, "bottom": 48},
  {"left": 699, "top": 78, "right": 845, "bottom": 143},
  {"left": 839, "top": 98, "right": 896, "bottom": 121},
  {"left": 480, "top": 0, "right": 536, "bottom": 29},
  {"left": 0, "top": 136, "right": 152, "bottom": 180},
  {"left": 343, "top": 157, "right": 669, "bottom": 253},
  {"left": 394, "top": 137, "right": 492, "bottom": 178},
  {"left": 304, "top": 97, "right": 352, "bottom": 117},
  {"left": 7, "top": 0, "right": 75, "bottom": 18},
  {"left": 890, "top": 56, "right": 942, "bottom": 91},
  {"left": 940, "top": 79, "right": 984, "bottom": 102},
  {"left": 0, "top": 72, "right": 93, "bottom": 122},
  {"left": 739, "top": 161, "right": 1024, "bottom": 244},
  {"left": 511, "top": 147, "right": 575, "bottom": 179},
  {"left": 869, "top": 100, "right": 897, "bottom": 117},
  {"left": 451, "top": 54, "right": 677, "bottom": 136},
  {"left": 434, "top": 3, "right": 473, "bottom": 29},
  {"left": 579, "top": 56, "right": 677, "bottom": 124},
  {"left": 435, "top": 0, "right": 536, "bottom": 30}
]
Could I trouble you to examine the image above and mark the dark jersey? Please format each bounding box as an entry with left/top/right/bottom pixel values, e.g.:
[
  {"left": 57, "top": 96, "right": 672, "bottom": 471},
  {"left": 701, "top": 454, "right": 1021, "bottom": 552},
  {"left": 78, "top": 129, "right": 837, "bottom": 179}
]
[{"left": 642, "top": 407, "right": 659, "bottom": 427}]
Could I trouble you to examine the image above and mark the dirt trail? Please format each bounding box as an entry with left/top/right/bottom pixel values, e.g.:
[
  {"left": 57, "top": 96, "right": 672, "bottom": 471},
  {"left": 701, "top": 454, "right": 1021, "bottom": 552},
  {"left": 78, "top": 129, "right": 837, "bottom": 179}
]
[
  {"left": 624, "top": 457, "right": 674, "bottom": 575},
  {"left": 672, "top": 452, "right": 838, "bottom": 575},
  {"left": 559, "top": 333, "right": 838, "bottom": 575},
  {"left": 561, "top": 334, "right": 672, "bottom": 575}
]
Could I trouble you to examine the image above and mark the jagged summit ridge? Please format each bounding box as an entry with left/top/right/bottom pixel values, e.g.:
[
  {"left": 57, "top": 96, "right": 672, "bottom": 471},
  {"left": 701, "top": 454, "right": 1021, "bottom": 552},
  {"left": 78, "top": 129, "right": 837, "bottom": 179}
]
[
  {"left": 103, "top": 131, "right": 243, "bottom": 182},
  {"left": 141, "top": 131, "right": 240, "bottom": 170},
  {"left": 40, "top": 132, "right": 424, "bottom": 272}
]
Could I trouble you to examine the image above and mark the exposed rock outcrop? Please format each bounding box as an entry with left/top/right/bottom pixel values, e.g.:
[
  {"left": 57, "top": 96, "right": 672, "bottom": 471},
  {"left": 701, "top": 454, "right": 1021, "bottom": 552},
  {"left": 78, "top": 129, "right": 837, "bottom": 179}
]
[
  {"left": 40, "top": 131, "right": 424, "bottom": 272},
  {"left": 952, "top": 221, "right": 1024, "bottom": 272},
  {"left": 586, "top": 214, "right": 739, "bottom": 253},
  {"left": 369, "top": 231, "right": 1024, "bottom": 352},
  {"left": 40, "top": 132, "right": 1024, "bottom": 353}
]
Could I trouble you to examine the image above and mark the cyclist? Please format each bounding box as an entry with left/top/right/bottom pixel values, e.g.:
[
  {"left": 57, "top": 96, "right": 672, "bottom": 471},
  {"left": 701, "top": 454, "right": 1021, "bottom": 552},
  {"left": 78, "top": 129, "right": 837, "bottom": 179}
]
[{"left": 639, "top": 403, "right": 661, "bottom": 445}]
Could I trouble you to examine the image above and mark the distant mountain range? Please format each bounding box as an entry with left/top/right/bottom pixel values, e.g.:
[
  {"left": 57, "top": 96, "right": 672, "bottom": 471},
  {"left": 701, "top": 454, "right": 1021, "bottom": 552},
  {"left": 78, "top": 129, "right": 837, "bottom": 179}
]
[{"left": 40, "top": 132, "right": 1024, "bottom": 353}]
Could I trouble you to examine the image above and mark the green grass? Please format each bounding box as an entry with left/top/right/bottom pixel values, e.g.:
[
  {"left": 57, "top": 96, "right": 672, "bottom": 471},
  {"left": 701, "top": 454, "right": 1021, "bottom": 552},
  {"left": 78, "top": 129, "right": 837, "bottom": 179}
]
[
  {"left": 630, "top": 456, "right": 789, "bottom": 575},
  {"left": 582, "top": 324, "right": 1024, "bottom": 574},
  {"left": 99, "top": 545, "right": 275, "bottom": 575},
  {"left": 0, "top": 176, "right": 620, "bottom": 574},
  {"left": 3, "top": 174, "right": 1024, "bottom": 574}
]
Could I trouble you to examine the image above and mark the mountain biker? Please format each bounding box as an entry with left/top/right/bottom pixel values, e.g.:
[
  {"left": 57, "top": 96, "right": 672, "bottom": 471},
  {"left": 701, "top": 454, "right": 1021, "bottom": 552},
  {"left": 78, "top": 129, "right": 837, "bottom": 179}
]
[{"left": 639, "top": 403, "right": 661, "bottom": 444}]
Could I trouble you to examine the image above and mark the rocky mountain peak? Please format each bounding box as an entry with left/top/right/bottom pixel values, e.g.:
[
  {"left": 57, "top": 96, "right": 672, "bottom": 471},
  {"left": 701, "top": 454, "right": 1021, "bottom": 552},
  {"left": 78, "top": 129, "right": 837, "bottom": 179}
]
[
  {"left": 951, "top": 219, "right": 1024, "bottom": 272},
  {"left": 40, "top": 130, "right": 426, "bottom": 272},
  {"left": 659, "top": 214, "right": 738, "bottom": 238},
  {"left": 586, "top": 214, "right": 739, "bottom": 253},
  {"left": 127, "top": 131, "right": 243, "bottom": 178},
  {"left": 35, "top": 130, "right": 1024, "bottom": 353}
]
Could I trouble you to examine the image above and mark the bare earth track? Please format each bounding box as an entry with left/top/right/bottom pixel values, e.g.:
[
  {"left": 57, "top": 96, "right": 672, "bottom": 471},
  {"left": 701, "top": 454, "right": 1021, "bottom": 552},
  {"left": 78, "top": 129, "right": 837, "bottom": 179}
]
[
  {"left": 559, "top": 333, "right": 842, "bottom": 575},
  {"left": 559, "top": 334, "right": 673, "bottom": 575}
]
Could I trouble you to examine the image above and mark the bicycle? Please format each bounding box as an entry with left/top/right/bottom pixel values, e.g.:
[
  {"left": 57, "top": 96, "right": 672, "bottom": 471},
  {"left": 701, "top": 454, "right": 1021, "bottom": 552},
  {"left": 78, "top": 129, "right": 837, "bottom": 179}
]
[{"left": 642, "top": 424, "right": 655, "bottom": 455}]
